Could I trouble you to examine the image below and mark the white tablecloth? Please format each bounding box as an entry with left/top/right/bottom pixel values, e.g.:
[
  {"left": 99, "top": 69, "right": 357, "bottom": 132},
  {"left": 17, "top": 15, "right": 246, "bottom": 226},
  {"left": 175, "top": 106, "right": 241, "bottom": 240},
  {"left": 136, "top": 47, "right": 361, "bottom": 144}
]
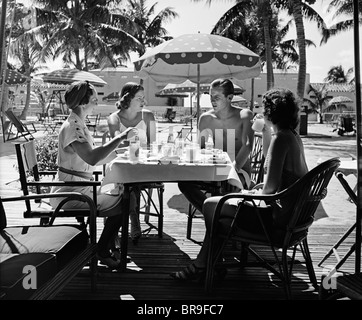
[{"left": 102, "top": 154, "right": 243, "bottom": 189}]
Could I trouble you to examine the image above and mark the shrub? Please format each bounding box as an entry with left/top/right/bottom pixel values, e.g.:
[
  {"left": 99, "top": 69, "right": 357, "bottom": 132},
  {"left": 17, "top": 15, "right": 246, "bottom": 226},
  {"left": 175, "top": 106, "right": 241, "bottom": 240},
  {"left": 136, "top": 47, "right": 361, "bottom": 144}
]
[{"left": 35, "top": 135, "right": 59, "bottom": 172}]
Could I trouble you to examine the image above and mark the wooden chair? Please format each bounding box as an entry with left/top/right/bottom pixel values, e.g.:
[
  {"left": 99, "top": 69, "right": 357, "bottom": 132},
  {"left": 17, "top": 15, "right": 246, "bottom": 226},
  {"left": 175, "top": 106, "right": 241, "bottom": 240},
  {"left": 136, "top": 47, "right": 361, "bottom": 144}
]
[
  {"left": 86, "top": 114, "right": 101, "bottom": 136},
  {"left": 0, "top": 192, "right": 97, "bottom": 300},
  {"left": 14, "top": 139, "right": 102, "bottom": 225},
  {"left": 249, "top": 132, "right": 265, "bottom": 188},
  {"left": 176, "top": 127, "right": 193, "bottom": 142},
  {"left": 205, "top": 157, "right": 341, "bottom": 299},
  {"left": 4, "top": 110, "right": 36, "bottom": 141}
]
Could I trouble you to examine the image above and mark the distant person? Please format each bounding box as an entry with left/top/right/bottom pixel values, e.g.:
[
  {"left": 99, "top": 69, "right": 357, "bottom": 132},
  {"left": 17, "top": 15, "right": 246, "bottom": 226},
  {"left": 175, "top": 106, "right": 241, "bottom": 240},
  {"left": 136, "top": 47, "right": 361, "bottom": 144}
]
[
  {"left": 178, "top": 78, "right": 254, "bottom": 213},
  {"left": 50, "top": 80, "right": 138, "bottom": 269},
  {"left": 171, "top": 87, "right": 308, "bottom": 281},
  {"left": 107, "top": 82, "right": 156, "bottom": 243}
]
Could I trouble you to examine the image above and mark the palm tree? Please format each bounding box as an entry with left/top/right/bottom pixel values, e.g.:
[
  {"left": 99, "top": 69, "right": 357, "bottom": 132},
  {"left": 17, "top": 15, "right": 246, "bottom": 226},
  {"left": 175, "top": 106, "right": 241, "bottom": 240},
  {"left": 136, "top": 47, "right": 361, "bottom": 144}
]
[
  {"left": 275, "top": 0, "right": 327, "bottom": 99},
  {"left": 321, "top": 0, "right": 362, "bottom": 45},
  {"left": 124, "top": 0, "right": 179, "bottom": 57},
  {"left": 6, "top": 2, "right": 45, "bottom": 119},
  {"left": 324, "top": 65, "right": 353, "bottom": 83},
  {"left": 192, "top": 0, "right": 275, "bottom": 92},
  {"left": 304, "top": 83, "right": 330, "bottom": 124},
  {"left": 32, "top": 0, "right": 142, "bottom": 70},
  {"left": 210, "top": 2, "right": 311, "bottom": 109}
]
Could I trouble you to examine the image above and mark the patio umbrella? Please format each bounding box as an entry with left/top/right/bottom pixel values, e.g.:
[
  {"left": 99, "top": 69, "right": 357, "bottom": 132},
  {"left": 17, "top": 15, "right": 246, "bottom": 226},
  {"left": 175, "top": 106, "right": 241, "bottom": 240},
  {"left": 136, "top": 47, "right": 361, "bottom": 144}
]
[
  {"left": 133, "top": 33, "right": 261, "bottom": 125},
  {"left": 327, "top": 95, "right": 353, "bottom": 113},
  {"left": 42, "top": 68, "right": 107, "bottom": 87},
  {"left": 0, "top": 69, "right": 29, "bottom": 86},
  {"left": 158, "top": 79, "right": 245, "bottom": 95}
]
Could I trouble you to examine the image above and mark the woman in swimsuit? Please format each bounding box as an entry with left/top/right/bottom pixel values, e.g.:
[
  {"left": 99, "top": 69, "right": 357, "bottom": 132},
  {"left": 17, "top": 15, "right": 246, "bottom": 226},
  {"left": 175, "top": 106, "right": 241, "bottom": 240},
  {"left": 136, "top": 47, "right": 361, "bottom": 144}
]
[
  {"left": 107, "top": 82, "right": 156, "bottom": 242},
  {"left": 171, "top": 87, "right": 309, "bottom": 281}
]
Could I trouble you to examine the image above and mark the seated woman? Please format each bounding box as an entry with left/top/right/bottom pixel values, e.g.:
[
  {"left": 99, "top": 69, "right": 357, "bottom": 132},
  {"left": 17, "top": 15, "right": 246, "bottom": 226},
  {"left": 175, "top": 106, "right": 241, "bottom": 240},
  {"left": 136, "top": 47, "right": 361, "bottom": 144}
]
[
  {"left": 50, "top": 80, "right": 138, "bottom": 270},
  {"left": 171, "top": 87, "right": 309, "bottom": 281},
  {"left": 107, "top": 82, "right": 156, "bottom": 242}
]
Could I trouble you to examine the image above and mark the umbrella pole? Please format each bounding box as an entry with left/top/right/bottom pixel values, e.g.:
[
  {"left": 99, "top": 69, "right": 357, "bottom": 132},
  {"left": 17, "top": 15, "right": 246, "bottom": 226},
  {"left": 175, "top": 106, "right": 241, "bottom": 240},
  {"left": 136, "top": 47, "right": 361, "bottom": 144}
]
[
  {"left": 189, "top": 93, "right": 193, "bottom": 141},
  {"left": 196, "top": 64, "right": 200, "bottom": 132},
  {"left": 353, "top": 0, "right": 361, "bottom": 273}
]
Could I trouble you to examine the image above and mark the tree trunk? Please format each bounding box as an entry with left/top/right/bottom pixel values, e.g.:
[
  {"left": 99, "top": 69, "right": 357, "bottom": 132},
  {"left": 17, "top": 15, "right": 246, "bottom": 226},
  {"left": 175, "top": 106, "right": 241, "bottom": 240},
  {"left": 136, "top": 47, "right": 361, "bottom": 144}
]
[
  {"left": 262, "top": 9, "right": 274, "bottom": 90},
  {"left": 293, "top": 0, "right": 307, "bottom": 100},
  {"left": 250, "top": 78, "right": 255, "bottom": 112},
  {"left": 19, "top": 47, "right": 31, "bottom": 120}
]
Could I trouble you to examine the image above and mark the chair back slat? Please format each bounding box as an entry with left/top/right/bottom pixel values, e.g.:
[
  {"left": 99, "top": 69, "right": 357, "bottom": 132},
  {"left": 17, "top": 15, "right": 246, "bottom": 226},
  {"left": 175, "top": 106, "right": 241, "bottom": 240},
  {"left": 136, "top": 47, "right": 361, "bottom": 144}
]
[
  {"left": 0, "top": 197, "right": 7, "bottom": 230},
  {"left": 249, "top": 132, "right": 265, "bottom": 185},
  {"left": 15, "top": 140, "right": 42, "bottom": 212},
  {"left": 5, "top": 110, "right": 26, "bottom": 133},
  {"left": 285, "top": 158, "right": 340, "bottom": 233}
]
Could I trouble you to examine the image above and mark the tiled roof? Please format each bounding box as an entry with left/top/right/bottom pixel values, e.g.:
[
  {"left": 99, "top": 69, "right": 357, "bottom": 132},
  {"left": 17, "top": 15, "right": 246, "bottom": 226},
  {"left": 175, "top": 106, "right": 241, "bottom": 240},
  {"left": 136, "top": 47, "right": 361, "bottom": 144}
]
[{"left": 310, "top": 83, "right": 355, "bottom": 92}]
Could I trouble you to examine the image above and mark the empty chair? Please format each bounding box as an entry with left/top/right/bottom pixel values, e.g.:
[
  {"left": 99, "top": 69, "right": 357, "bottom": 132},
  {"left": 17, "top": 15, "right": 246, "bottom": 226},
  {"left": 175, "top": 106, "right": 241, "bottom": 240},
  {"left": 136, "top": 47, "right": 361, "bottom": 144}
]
[{"left": 4, "top": 110, "right": 35, "bottom": 141}]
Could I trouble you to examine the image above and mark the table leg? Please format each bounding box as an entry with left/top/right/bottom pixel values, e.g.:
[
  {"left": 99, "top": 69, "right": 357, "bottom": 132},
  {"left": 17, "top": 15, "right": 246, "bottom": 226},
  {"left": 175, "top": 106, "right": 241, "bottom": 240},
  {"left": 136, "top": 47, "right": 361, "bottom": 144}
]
[{"left": 120, "top": 184, "right": 130, "bottom": 271}]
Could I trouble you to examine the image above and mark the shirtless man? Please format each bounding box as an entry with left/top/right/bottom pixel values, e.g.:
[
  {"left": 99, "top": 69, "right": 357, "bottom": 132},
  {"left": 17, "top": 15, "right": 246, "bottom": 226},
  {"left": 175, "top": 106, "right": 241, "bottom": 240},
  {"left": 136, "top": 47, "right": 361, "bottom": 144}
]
[{"left": 178, "top": 78, "right": 254, "bottom": 213}]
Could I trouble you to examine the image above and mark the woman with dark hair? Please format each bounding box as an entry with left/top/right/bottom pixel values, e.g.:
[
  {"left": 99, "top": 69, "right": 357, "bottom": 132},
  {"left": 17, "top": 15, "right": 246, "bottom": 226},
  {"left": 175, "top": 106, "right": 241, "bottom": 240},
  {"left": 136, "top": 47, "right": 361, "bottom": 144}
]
[
  {"left": 171, "top": 87, "right": 308, "bottom": 281},
  {"left": 107, "top": 82, "right": 156, "bottom": 242},
  {"left": 50, "top": 80, "right": 138, "bottom": 269}
]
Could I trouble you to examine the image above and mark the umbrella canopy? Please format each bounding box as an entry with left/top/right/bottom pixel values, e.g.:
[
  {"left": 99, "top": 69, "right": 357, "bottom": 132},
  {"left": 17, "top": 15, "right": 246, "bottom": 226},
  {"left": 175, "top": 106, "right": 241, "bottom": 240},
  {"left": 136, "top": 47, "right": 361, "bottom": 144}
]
[
  {"left": 42, "top": 68, "right": 107, "bottom": 87},
  {"left": 133, "top": 33, "right": 261, "bottom": 84},
  {"left": 327, "top": 95, "right": 353, "bottom": 113},
  {"left": 328, "top": 95, "right": 353, "bottom": 106},
  {"left": 158, "top": 79, "right": 245, "bottom": 95},
  {"left": 133, "top": 33, "right": 261, "bottom": 125},
  {"left": 0, "top": 69, "right": 29, "bottom": 85}
]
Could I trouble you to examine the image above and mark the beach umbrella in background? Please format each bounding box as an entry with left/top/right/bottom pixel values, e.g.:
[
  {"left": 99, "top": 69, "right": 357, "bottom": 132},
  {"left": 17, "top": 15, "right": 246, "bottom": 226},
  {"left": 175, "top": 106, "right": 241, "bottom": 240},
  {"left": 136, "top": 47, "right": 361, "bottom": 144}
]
[
  {"left": 133, "top": 33, "right": 261, "bottom": 125},
  {"left": 42, "top": 68, "right": 107, "bottom": 87},
  {"left": 0, "top": 69, "right": 29, "bottom": 86},
  {"left": 327, "top": 95, "right": 353, "bottom": 113},
  {"left": 158, "top": 79, "right": 245, "bottom": 95},
  {"left": 156, "top": 79, "right": 245, "bottom": 133}
]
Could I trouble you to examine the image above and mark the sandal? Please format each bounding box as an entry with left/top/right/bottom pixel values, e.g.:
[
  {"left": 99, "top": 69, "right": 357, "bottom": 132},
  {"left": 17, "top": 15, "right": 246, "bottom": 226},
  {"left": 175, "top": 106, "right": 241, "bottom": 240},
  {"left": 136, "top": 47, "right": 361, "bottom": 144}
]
[
  {"left": 96, "top": 252, "right": 120, "bottom": 270},
  {"left": 170, "top": 263, "right": 206, "bottom": 282}
]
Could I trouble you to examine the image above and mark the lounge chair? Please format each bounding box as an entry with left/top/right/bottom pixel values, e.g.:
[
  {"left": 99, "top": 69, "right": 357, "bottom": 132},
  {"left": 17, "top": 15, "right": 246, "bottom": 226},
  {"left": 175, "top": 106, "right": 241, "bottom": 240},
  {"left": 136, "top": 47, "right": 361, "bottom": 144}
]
[{"left": 4, "top": 110, "right": 36, "bottom": 141}]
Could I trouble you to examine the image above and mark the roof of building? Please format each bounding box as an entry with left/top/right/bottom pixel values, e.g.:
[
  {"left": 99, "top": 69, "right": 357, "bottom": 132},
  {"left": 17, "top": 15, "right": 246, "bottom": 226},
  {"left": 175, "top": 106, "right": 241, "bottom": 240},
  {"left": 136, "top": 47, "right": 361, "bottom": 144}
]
[{"left": 310, "top": 82, "right": 355, "bottom": 92}]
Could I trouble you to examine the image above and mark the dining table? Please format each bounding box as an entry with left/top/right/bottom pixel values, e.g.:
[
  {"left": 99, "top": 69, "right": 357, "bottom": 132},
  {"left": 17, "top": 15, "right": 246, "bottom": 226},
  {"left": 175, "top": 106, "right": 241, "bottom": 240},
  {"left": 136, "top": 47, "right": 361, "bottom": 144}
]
[{"left": 101, "top": 148, "right": 243, "bottom": 271}]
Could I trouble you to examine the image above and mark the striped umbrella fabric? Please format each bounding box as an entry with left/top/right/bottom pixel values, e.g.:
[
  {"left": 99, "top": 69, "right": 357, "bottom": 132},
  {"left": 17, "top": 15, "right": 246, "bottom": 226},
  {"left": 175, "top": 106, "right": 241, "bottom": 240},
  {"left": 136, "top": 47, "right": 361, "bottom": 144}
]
[
  {"left": 0, "top": 69, "right": 29, "bottom": 85},
  {"left": 43, "top": 68, "right": 107, "bottom": 87},
  {"left": 158, "top": 79, "right": 245, "bottom": 95}
]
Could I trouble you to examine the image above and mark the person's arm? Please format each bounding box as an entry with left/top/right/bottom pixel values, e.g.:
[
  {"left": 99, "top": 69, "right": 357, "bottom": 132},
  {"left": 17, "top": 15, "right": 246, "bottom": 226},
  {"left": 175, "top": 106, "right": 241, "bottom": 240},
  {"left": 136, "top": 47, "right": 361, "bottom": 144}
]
[
  {"left": 262, "top": 123, "right": 273, "bottom": 158},
  {"left": 145, "top": 111, "right": 156, "bottom": 145},
  {"left": 234, "top": 109, "right": 254, "bottom": 171},
  {"left": 262, "top": 133, "right": 288, "bottom": 194},
  {"left": 107, "top": 113, "right": 121, "bottom": 138},
  {"left": 198, "top": 114, "right": 213, "bottom": 149},
  {"left": 71, "top": 127, "right": 136, "bottom": 166}
]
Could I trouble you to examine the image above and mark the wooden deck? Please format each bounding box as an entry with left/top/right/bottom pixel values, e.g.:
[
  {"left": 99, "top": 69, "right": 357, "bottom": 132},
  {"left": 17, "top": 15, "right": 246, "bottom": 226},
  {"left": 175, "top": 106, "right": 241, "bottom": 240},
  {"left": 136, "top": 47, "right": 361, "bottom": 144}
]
[{"left": 50, "top": 201, "right": 358, "bottom": 301}]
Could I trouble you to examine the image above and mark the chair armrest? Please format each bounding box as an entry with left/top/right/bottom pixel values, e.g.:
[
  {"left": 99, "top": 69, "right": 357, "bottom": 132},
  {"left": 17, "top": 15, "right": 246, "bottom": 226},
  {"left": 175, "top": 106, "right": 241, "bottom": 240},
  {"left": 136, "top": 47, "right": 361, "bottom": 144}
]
[
  {"left": 27, "top": 181, "right": 101, "bottom": 187},
  {"left": 2, "top": 192, "right": 97, "bottom": 244},
  {"left": 39, "top": 170, "right": 57, "bottom": 177}
]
